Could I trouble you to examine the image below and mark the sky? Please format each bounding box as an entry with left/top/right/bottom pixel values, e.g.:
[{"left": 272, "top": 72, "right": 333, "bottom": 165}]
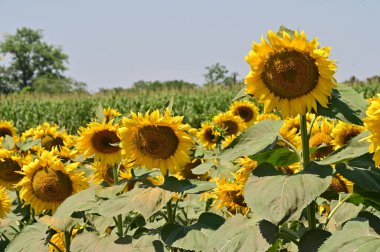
[{"left": 0, "top": 0, "right": 379, "bottom": 92}]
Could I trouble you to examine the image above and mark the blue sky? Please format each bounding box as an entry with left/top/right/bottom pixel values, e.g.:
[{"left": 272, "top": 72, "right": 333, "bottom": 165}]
[{"left": 0, "top": 0, "right": 379, "bottom": 91}]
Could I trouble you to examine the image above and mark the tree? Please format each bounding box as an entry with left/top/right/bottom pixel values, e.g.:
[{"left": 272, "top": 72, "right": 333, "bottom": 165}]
[
  {"left": 203, "top": 63, "right": 229, "bottom": 85},
  {"left": 0, "top": 27, "right": 68, "bottom": 90}
]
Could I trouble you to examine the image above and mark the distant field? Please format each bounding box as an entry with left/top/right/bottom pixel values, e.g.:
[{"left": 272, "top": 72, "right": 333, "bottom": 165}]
[{"left": 0, "top": 84, "right": 242, "bottom": 133}]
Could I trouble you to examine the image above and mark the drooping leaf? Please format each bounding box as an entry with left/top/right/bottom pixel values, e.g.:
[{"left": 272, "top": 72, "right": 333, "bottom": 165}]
[
  {"left": 326, "top": 200, "right": 363, "bottom": 230},
  {"left": 298, "top": 229, "right": 331, "bottom": 252},
  {"left": 161, "top": 212, "right": 225, "bottom": 251},
  {"left": 244, "top": 162, "right": 332, "bottom": 225},
  {"left": 191, "top": 160, "right": 215, "bottom": 175},
  {"left": 319, "top": 220, "right": 380, "bottom": 252},
  {"left": 250, "top": 147, "right": 299, "bottom": 167},
  {"left": 316, "top": 84, "right": 368, "bottom": 125},
  {"left": 1, "top": 135, "right": 15, "bottom": 150},
  {"left": 95, "top": 104, "right": 105, "bottom": 122},
  {"left": 70, "top": 232, "right": 126, "bottom": 252},
  {"left": 336, "top": 163, "right": 380, "bottom": 193},
  {"left": 206, "top": 215, "right": 278, "bottom": 252},
  {"left": 5, "top": 223, "right": 47, "bottom": 252},
  {"left": 219, "top": 120, "right": 282, "bottom": 161},
  {"left": 317, "top": 131, "right": 370, "bottom": 165},
  {"left": 39, "top": 215, "right": 78, "bottom": 232},
  {"left": 93, "top": 193, "right": 131, "bottom": 218}
]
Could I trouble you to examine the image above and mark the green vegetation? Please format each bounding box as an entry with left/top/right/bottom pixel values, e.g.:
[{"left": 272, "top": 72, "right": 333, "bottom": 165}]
[{"left": 0, "top": 84, "right": 241, "bottom": 133}]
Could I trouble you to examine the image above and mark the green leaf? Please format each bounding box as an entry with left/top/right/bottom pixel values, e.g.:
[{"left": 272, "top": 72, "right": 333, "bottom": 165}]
[
  {"left": 71, "top": 232, "right": 126, "bottom": 252},
  {"left": 319, "top": 220, "right": 380, "bottom": 252},
  {"left": 250, "top": 147, "right": 299, "bottom": 167},
  {"left": 317, "top": 131, "right": 370, "bottom": 165},
  {"left": 326, "top": 200, "right": 363, "bottom": 230},
  {"left": 95, "top": 103, "right": 105, "bottom": 122},
  {"left": 39, "top": 215, "right": 78, "bottom": 232},
  {"left": 161, "top": 212, "right": 225, "bottom": 251},
  {"left": 158, "top": 176, "right": 215, "bottom": 194},
  {"left": 19, "top": 138, "right": 41, "bottom": 151},
  {"left": 348, "top": 190, "right": 380, "bottom": 211},
  {"left": 206, "top": 215, "right": 278, "bottom": 252},
  {"left": 1, "top": 135, "right": 15, "bottom": 150},
  {"left": 244, "top": 162, "right": 332, "bottom": 225},
  {"left": 232, "top": 87, "right": 248, "bottom": 101},
  {"left": 94, "top": 183, "right": 127, "bottom": 198},
  {"left": 219, "top": 119, "right": 282, "bottom": 161},
  {"left": 191, "top": 160, "right": 215, "bottom": 175},
  {"left": 316, "top": 84, "right": 368, "bottom": 125},
  {"left": 93, "top": 193, "right": 131, "bottom": 218},
  {"left": 5, "top": 223, "right": 47, "bottom": 252},
  {"left": 123, "top": 234, "right": 165, "bottom": 252},
  {"left": 298, "top": 229, "right": 331, "bottom": 252},
  {"left": 53, "top": 187, "right": 100, "bottom": 219},
  {"left": 336, "top": 163, "right": 380, "bottom": 193}
]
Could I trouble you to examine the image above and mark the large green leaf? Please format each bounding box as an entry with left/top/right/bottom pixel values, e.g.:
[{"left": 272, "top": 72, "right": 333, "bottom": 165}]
[
  {"left": 5, "top": 223, "right": 47, "bottom": 252},
  {"left": 317, "top": 131, "right": 369, "bottom": 165},
  {"left": 298, "top": 229, "right": 331, "bottom": 252},
  {"left": 206, "top": 215, "right": 278, "bottom": 252},
  {"left": 71, "top": 232, "right": 126, "bottom": 252},
  {"left": 326, "top": 200, "right": 363, "bottom": 230},
  {"left": 316, "top": 84, "right": 368, "bottom": 125},
  {"left": 123, "top": 235, "right": 165, "bottom": 252},
  {"left": 244, "top": 162, "right": 332, "bottom": 225},
  {"left": 219, "top": 119, "right": 282, "bottom": 161},
  {"left": 319, "top": 220, "right": 380, "bottom": 252},
  {"left": 161, "top": 212, "right": 225, "bottom": 251},
  {"left": 250, "top": 147, "right": 299, "bottom": 167},
  {"left": 336, "top": 163, "right": 380, "bottom": 193}
]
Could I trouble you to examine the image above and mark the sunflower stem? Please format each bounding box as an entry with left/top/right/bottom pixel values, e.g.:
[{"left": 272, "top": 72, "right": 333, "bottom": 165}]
[
  {"left": 64, "top": 231, "right": 71, "bottom": 252},
  {"left": 166, "top": 200, "right": 173, "bottom": 224},
  {"left": 325, "top": 193, "right": 354, "bottom": 229},
  {"left": 112, "top": 165, "right": 119, "bottom": 184},
  {"left": 300, "top": 114, "right": 316, "bottom": 229},
  {"left": 279, "top": 226, "right": 299, "bottom": 246},
  {"left": 116, "top": 214, "right": 123, "bottom": 237}
]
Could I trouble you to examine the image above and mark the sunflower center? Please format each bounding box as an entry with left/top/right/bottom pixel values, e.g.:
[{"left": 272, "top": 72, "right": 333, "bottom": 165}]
[
  {"left": 235, "top": 107, "right": 254, "bottom": 122},
  {"left": 0, "top": 128, "right": 12, "bottom": 138},
  {"left": 91, "top": 130, "right": 120, "bottom": 154},
  {"left": 205, "top": 128, "right": 217, "bottom": 142},
  {"left": 220, "top": 120, "right": 239, "bottom": 136},
  {"left": 32, "top": 168, "right": 73, "bottom": 202},
  {"left": 135, "top": 125, "right": 179, "bottom": 159},
  {"left": 342, "top": 130, "right": 361, "bottom": 145},
  {"left": 41, "top": 135, "right": 64, "bottom": 151},
  {"left": 228, "top": 191, "right": 247, "bottom": 207},
  {"left": 262, "top": 50, "right": 319, "bottom": 99},
  {"left": 0, "top": 159, "right": 23, "bottom": 182}
]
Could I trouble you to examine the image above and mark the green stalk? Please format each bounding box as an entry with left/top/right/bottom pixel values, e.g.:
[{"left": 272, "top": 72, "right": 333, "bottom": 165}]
[
  {"left": 279, "top": 226, "right": 299, "bottom": 246},
  {"left": 64, "top": 231, "right": 71, "bottom": 252},
  {"left": 300, "top": 114, "right": 316, "bottom": 229},
  {"left": 166, "top": 200, "right": 173, "bottom": 224},
  {"left": 325, "top": 193, "right": 354, "bottom": 228},
  {"left": 112, "top": 165, "right": 124, "bottom": 237}
]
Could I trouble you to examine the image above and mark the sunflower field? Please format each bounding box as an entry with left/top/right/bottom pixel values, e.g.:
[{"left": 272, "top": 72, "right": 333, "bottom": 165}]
[{"left": 0, "top": 27, "right": 380, "bottom": 252}]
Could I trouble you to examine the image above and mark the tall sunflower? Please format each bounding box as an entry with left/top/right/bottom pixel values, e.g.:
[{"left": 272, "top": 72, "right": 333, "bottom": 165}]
[
  {"left": 17, "top": 151, "right": 88, "bottom": 213},
  {"left": 0, "top": 120, "right": 17, "bottom": 140},
  {"left": 363, "top": 96, "right": 380, "bottom": 166},
  {"left": 119, "top": 110, "right": 195, "bottom": 175},
  {"left": 196, "top": 122, "right": 220, "bottom": 150},
  {"left": 331, "top": 121, "right": 365, "bottom": 150},
  {"left": 0, "top": 149, "right": 32, "bottom": 190},
  {"left": 0, "top": 186, "right": 11, "bottom": 218},
  {"left": 103, "top": 108, "right": 121, "bottom": 123},
  {"left": 255, "top": 113, "right": 281, "bottom": 123},
  {"left": 213, "top": 112, "right": 247, "bottom": 137},
  {"left": 229, "top": 100, "right": 259, "bottom": 127},
  {"left": 309, "top": 119, "right": 334, "bottom": 160},
  {"left": 77, "top": 121, "right": 122, "bottom": 164},
  {"left": 245, "top": 30, "right": 337, "bottom": 118},
  {"left": 91, "top": 160, "right": 133, "bottom": 185}
]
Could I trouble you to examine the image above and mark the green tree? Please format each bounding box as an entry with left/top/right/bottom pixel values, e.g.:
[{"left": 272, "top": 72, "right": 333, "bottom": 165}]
[
  {"left": 203, "top": 63, "right": 229, "bottom": 85},
  {"left": 0, "top": 27, "right": 68, "bottom": 90}
]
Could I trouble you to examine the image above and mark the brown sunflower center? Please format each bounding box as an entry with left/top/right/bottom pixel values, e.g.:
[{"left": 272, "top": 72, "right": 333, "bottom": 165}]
[
  {"left": 235, "top": 107, "right": 254, "bottom": 122},
  {"left": 204, "top": 128, "right": 217, "bottom": 143},
  {"left": 341, "top": 130, "right": 361, "bottom": 146},
  {"left": 0, "top": 159, "right": 23, "bottom": 182},
  {"left": 262, "top": 50, "right": 319, "bottom": 99},
  {"left": 135, "top": 125, "right": 179, "bottom": 159},
  {"left": 228, "top": 190, "right": 247, "bottom": 207},
  {"left": 220, "top": 120, "right": 239, "bottom": 136},
  {"left": 0, "top": 128, "right": 12, "bottom": 138},
  {"left": 32, "top": 168, "right": 73, "bottom": 202},
  {"left": 91, "top": 130, "right": 120, "bottom": 154},
  {"left": 331, "top": 175, "right": 349, "bottom": 193},
  {"left": 41, "top": 135, "right": 65, "bottom": 151}
]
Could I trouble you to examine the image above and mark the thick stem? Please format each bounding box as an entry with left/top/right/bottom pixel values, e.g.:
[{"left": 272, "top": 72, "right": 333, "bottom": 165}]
[
  {"left": 300, "top": 114, "right": 316, "bottom": 229},
  {"left": 112, "top": 165, "right": 119, "bottom": 184},
  {"left": 166, "top": 200, "right": 173, "bottom": 224},
  {"left": 325, "top": 193, "right": 354, "bottom": 228},
  {"left": 64, "top": 231, "right": 71, "bottom": 252},
  {"left": 117, "top": 214, "right": 123, "bottom": 237}
]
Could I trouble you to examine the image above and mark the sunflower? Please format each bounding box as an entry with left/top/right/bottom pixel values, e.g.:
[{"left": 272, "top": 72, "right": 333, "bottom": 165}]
[
  {"left": 49, "top": 227, "right": 81, "bottom": 252},
  {"left": 91, "top": 160, "right": 133, "bottom": 185},
  {"left": 229, "top": 100, "right": 259, "bottom": 127},
  {"left": 363, "top": 97, "right": 380, "bottom": 166},
  {"left": 0, "top": 120, "right": 17, "bottom": 140},
  {"left": 0, "top": 186, "right": 11, "bottom": 218},
  {"left": 0, "top": 149, "right": 32, "bottom": 190},
  {"left": 213, "top": 112, "right": 247, "bottom": 137},
  {"left": 103, "top": 108, "right": 121, "bottom": 123},
  {"left": 309, "top": 119, "right": 334, "bottom": 160},
  {"left": 330, "top": 173, "right": 353, "bottom": 193},
  {"left": 119, "top": 110, "right": 195, "bottom": 175},
  {"left": 245, "top": 30, "right": 337, "bottom": 118},
  {"left": 20, "top": 123, "right": 74, "bottom": 152},
  {"left": 77, "top": 121, "right": 121, "bottom": 165},
  {"left": 331, "top": 121, "right": 365, "bottom": 150},
  {"left": 196, "top": 122, "right": 220, "bottom": 150},
  {"left": 255, "top": 113, "right": 281, "bottom": 123},
  {"left": 175, "top": 159, "right": 209, "bottom": 180},
  {"left": 234, "top": 156, "right": 258, "bottom": 174},
  {"left": 17, "top": 151, "right": 88, "bottom": 213}
]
